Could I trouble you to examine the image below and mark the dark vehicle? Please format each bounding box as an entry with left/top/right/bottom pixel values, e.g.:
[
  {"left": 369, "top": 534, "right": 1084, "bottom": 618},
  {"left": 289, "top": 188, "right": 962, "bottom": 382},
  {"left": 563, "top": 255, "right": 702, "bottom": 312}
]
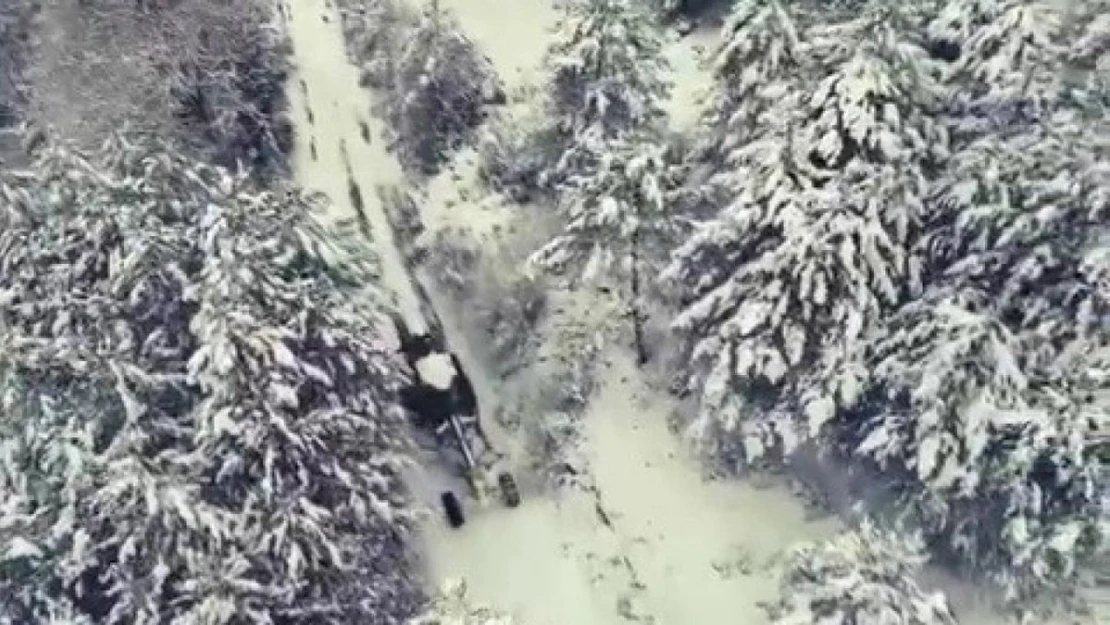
[{"left": 392, "top": 314, "right": 521, "bottom": 528}]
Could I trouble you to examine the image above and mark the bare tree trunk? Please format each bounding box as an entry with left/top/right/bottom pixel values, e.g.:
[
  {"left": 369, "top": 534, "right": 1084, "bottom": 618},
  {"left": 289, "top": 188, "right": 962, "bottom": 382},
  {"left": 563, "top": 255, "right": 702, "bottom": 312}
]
[{"left": 630, "top": 228, "right": 647, "bottom": 366}]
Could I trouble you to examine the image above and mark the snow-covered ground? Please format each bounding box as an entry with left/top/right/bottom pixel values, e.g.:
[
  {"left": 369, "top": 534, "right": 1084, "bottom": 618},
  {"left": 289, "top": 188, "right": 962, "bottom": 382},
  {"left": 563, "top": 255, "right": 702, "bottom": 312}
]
[
  {"left": 413, "top": 273, "right": 836, "bottom": 625},
  {"left": 281, "top": 1, "right": 1102, "bottom": 624}
]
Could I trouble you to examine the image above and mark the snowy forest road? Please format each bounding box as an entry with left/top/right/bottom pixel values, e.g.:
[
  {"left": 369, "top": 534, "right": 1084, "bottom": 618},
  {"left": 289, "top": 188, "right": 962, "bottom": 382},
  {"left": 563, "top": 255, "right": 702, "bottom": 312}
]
[
  {"left": 279, "top": 0, "right": 473, "bottom": 548},
  {"left": 280, "top": 0, "right": 430, "bottom": 340},
  {"left": 280, "top": 2, "right": 834, "bottom": 624}
]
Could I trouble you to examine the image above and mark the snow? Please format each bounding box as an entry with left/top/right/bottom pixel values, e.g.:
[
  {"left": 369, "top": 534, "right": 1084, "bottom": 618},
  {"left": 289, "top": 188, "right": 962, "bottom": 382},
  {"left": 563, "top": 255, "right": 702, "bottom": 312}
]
[
  {"left": 3, "top": 537, "right": 42, "bottom": 560},
  {"left": 662, "top": 27, "right": 717, "bottom": 132},
  {"left": 415, "top": 353, "right": 456, "bottom": 391},
  {"left": 285, "top": 1, "right": 832, "bottom": 621},
  {"left": 421, "top": 353, "right": 836, "bottom": 625},
  {"left": 396, "top": 2, "right": 837, "bottom": 622},
  {"left": 280, "top": 1, "right": 1105, "bottom": 625},
  {"left": 418, "top": 148, "right": 514, "bottom": 240},
  {"left": 432, "top": 0, "right": 557, "bottom": 93}
]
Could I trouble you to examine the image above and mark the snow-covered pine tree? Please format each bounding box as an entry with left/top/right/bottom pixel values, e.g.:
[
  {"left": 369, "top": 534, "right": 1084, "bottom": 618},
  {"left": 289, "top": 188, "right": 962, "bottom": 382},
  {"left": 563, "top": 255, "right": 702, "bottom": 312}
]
[
  {"left": 1067, "top": 1, "right": 1110, "bottom": 107},
  {"left": 696, "top": 0, "right": 806, "bottom": 165},
  {"left": 761, "top": 0, "right": 1110, "bottom": 608},
  {"left": 542, "top": 0, "right": 670, "bottom": 179},
  {"left": 0, "top": 134, "right": 421, "bottom": 624},
  {"left": 663, "top": 5, "right": 947, "bottom": 466},
  {"left": 925, "top": 0, "right": 1106, "bottom": 134},
  {"left": 699, "top": 0, "right": 945, "bottom": 165},
  {"left": 843, "top": 295, "right": 1108, "bottom": 607},
  {"left": 408, "top": 579, "right": 515, "bottom": 625},
  {"left": 182, "top": 162, "right": 420, "bottom": 623},
  {"left": 833, "top": 106, "right": 1110, "bottom": 604},
  {"left": 386, "top": 0, "right": 499, "bottom": 174},
  {"left": 529, "top": 136, "right": 686, "bottom": 364},
  {"left": 0, "top": 137, "right": 215, "bottom": 624},
  {"left": 766, "top": 519, "right": 958, "bottom": 625}
]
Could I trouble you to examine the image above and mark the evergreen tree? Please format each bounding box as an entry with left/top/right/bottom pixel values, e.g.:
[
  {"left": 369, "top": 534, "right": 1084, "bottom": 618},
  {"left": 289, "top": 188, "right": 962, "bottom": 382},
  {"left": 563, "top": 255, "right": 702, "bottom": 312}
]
[
  {"left": 697, "top": 0, "right": 806, "bottom": 164},
  {"left": 664, "top": 4, "right": 947, "bottom": 463},
  {"left": 927, "top": 0, "right": 1074, "bottom": 136},
  {"left": 798, "top": 0, "right": 1110, "bottom": 603},
  {"left": 0, "top": 135, "right": 421, "bottom": 624},
  {"left": 698, "top": 0, "right": 944, "bottom": 164},
  {"left": 542, "top": 0, "right": 670, "bottom": 179},
  {"left": 766, "top": 519, "right": 958, "bottom": 625},
  {"left": 1068, "top": 2, "right": 1110, "bottom": 107},
  {"left": 529, "top": 136, "right": 686, "bottom": 363},
  {"left": 835, "top": 107, "right": 1110, "bottom": 604},
  {"left": 383, "top": 0, "right": 499, "bottom": 174}
]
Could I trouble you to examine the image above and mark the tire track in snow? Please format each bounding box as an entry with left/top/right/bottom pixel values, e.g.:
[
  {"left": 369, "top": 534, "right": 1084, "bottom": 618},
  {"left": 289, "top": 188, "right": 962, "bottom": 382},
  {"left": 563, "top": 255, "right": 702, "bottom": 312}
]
[{"left": 337, "top": 138, "right": 372, "bottom": 240}]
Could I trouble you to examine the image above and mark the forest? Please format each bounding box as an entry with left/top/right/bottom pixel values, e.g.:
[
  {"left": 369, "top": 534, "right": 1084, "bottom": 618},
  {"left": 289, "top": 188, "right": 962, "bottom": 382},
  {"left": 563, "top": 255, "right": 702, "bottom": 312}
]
[{"left": 0, "top": 0, "right": 1107, "bottom": 624}]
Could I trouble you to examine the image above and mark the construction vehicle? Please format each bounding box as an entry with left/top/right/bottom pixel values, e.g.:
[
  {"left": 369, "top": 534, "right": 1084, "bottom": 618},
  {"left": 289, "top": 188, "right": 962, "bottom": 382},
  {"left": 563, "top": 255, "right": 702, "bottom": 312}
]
[{"left": 392, "top": 314, "right": 521, "bottom": 527}]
